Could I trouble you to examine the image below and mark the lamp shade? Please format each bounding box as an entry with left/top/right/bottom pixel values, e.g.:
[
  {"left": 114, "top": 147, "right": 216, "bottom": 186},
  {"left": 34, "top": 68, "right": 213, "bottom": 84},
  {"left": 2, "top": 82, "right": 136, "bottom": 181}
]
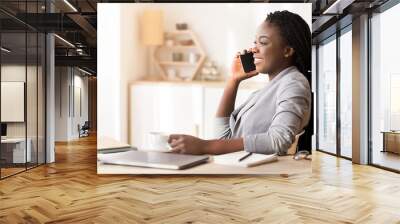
[{"left": 140, "top": 10, "right": 164, "bottom": 46}]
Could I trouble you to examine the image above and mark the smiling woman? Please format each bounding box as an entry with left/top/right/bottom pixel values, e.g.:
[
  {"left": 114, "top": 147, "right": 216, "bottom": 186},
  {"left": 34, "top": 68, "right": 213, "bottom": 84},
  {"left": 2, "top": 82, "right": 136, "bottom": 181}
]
[{"left": 168, "top": 10, "right": 312, "bottom": 156}]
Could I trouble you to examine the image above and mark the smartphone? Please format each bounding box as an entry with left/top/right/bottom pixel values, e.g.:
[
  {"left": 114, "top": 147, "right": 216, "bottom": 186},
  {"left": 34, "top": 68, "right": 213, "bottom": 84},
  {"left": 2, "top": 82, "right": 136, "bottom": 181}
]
[{"left": 239, "top": 52, "right": 256, "bottom": 73}]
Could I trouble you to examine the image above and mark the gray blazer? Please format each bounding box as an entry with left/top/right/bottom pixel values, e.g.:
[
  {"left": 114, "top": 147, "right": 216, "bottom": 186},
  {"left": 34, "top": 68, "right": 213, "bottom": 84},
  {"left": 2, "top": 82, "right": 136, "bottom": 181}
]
[{"left": 214, "top": 66, "right": 311, "bottom": 155}]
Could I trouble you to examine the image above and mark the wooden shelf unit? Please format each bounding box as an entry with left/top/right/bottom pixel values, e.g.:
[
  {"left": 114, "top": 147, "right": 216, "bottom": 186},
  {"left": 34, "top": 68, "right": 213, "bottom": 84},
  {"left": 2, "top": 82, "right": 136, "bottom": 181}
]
[{"left": 154, "top": 29, "right": 206, "bottom": 81}]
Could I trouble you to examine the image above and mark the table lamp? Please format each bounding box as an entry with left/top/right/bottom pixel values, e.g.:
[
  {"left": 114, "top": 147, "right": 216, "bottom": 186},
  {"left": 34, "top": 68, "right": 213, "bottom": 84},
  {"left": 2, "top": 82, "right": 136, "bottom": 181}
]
[{"left": 140, "top": 10, "right": 164, "bottom": 79}]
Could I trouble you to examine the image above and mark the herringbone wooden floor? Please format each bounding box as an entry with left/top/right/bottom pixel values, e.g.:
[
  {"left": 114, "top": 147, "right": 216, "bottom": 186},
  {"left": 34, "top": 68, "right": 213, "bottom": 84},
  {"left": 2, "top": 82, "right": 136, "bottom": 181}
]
[{"left": 1, "top": 135, "right": 400, "bottom": 224}]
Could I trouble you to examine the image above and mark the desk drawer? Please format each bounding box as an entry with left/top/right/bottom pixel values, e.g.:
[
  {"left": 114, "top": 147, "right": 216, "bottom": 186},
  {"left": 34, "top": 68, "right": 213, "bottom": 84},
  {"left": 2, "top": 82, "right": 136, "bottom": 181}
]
[
  {"left": 0, "top": 146, "right": 14, "bottom": 164},
  {"left": 0, "top": 141, "right": 31, "bottom": 164}
]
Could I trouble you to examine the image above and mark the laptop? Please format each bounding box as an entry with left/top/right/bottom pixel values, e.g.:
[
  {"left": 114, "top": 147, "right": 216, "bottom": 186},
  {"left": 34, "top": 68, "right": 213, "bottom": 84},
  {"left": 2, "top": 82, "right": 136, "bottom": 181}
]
[{"left": 98, "top": 149, "right": 209, "bottom": 170}]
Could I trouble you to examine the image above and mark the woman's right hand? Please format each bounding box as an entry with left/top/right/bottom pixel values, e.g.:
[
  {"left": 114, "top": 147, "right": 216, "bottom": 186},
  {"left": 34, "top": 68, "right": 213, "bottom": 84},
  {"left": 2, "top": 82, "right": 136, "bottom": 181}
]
[{"left": 230, "top": 48, "right": 259, "bottom": 83}]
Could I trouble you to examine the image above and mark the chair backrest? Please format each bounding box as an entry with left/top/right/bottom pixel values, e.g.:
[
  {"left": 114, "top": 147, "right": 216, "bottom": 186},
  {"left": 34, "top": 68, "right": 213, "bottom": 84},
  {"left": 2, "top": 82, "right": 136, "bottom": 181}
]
[
  {"left": 297, "top": 91, "right": 314, "bottom": 153},
  {"left": 287, "top": 130, "right": 305, "bottom": 155},
  {"left": 82, "top": 121, "right": 90, "bottom": 129}
]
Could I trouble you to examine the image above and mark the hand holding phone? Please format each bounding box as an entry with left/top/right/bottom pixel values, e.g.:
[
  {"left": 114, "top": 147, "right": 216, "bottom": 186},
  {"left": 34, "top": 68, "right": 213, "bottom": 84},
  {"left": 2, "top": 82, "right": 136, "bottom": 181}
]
[
  {"left": 239, "top": 51, "right": 256, "bottom": 73},
  {"left": 230, "top": 48, "right": 259, "bottom": 82}
]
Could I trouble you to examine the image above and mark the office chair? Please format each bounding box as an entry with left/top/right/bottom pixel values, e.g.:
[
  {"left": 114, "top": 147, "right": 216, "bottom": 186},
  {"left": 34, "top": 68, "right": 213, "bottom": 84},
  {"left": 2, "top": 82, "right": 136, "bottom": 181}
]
[
  {"left": 79, "top": 121, "right": 90, "bottom": 138},
  {"left": 297, "top": 92, "right": 314, "bottom": 154}
]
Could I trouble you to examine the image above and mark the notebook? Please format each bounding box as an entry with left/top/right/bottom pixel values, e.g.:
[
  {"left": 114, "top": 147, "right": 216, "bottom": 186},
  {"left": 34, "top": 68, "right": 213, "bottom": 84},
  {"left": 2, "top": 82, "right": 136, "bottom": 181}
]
[{"left": 213, "top": 151, "right": 278, "bottom": 167}]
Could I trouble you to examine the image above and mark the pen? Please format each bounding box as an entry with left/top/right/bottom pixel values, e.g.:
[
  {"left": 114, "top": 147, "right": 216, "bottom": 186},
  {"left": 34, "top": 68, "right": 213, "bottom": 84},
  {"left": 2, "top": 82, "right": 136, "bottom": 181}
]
[{"left": 238, "top": 152, "right": 252, "bottom": 162}]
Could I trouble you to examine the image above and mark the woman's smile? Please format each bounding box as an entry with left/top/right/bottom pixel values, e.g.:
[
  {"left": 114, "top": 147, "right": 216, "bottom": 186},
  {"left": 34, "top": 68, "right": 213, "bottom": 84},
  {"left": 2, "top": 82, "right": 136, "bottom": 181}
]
[{"left": 254, "top": 57, "right": 263, "bottom": 65}]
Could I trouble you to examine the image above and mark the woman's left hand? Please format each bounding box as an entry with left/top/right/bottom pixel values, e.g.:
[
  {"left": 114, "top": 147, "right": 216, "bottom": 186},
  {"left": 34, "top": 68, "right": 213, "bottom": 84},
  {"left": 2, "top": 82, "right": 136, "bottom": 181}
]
[{"left": 168, "top": 134, "right": 208, "bottom": 155}]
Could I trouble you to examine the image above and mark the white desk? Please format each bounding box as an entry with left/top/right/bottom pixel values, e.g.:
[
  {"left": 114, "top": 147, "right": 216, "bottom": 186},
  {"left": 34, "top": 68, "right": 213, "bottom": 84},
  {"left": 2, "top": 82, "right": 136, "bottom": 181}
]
[
  {"left": 98, "top": 156, "right": 311, "bottom": 175},
  {"left": 1, "top": 138, "right": 31, "bottom": 163},
  {"left": 97, "top": 137, "right": 311, "bottom": 175}
]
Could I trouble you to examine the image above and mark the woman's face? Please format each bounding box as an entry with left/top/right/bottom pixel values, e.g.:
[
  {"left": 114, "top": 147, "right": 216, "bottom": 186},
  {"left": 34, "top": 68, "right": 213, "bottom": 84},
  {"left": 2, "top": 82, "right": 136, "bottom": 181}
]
[{"left": 253, "top": 21, "right": 289, "bottom": 74}]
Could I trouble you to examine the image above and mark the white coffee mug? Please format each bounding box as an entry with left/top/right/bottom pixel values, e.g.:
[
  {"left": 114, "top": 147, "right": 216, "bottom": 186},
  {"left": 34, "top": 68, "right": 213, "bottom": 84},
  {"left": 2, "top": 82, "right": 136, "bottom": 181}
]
[{"left": 147, "top": 132, "right": 172, "bottom": 152}]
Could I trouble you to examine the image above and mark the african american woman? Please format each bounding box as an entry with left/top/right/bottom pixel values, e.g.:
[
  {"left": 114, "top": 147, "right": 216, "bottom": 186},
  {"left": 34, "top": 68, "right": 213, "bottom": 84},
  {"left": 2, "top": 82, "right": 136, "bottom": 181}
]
[{"left": 168, "top": 10, "right": 312, "bottom": 156}]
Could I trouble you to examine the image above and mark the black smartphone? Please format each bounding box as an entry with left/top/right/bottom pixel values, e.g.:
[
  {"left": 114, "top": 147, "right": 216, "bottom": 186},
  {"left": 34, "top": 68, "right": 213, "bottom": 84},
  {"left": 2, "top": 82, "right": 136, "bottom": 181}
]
[{"left": 239, "top": 52, "right": 256, "bottom": 73}]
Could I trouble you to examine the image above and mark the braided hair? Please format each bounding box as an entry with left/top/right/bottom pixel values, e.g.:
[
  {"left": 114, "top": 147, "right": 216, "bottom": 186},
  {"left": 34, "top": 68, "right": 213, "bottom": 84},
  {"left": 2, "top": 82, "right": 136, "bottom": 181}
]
[{"left": 265, "top": 10, "right": 311, "bottom": 85}]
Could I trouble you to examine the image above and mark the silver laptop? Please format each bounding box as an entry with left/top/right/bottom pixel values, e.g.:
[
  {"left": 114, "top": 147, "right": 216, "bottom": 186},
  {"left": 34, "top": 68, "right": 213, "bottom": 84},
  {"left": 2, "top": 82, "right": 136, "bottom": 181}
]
[{"left": 98, "top": 149, "right": 209, "bottom": 170}]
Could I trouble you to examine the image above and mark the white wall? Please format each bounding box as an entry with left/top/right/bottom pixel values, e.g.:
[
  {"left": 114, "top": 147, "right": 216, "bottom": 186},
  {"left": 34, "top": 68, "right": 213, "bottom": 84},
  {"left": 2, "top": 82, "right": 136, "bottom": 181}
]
[
  {"left": 97, "top": 3, "right": 311, "bottom": 144},
  {"left": 116, "top": 3, "right": 311, "bottom": 81},
  {"left": 75, "top": 73, "right": 89, "bottom": 123},
  {"left": 55, "top": 67, "right": 69, "bottom": 141},
  {"left": 120, "top": 6, "right": 147, "bottom": 143},
  {"left": 55, "top": 67, "right": 89, "bottom": 141},
  {"left": 98, "top": 4, "right": 121, "bottom": 143},
  {"left": 72, "top": 73, "right": 89, "bottom": 138}
]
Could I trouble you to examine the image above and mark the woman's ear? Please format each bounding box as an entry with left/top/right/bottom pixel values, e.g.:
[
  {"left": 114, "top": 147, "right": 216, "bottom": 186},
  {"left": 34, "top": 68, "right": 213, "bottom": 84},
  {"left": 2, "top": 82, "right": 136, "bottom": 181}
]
[{"left": 283, "top": 47, "right": 295, "bottom": 58}]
